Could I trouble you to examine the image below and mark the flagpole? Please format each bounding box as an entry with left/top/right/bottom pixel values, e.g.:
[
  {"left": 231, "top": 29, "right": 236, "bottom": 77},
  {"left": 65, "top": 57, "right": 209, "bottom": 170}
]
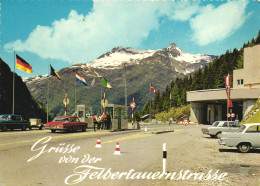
[
  {"left": 226, "top": 74, "right": 229, "bottom": 121},
  {"left": 103, "top": 87, "right": 105, "bottom": 114},
  {"left": 101, "top": 78, "right": 103, "bottom": 114},
  {"left": 65, "top": 88, "right": 67, "bottom": 116},
  {"left": 47, "top": 62, "right": 50, "bottom": 122},
  {"left": 169, "top": 88, "right": 171, "bottom": 122},
  {"left": 149, "top": 82, "right": 151, "bottom": 122},
  {"left": 12, "top": 50, "right": 16, "bottom": 114},
  {"left": 132, "top": 93, "right": 134, "bottom": 125},
  {"left": 124, "top": 63, "right": 127, "bottom": 107},
  {"left": 227, "top": 88, "right": 228, "bottom": 121},
  {"left": 75, "top": 72, "right": 77, "bottom": 113}
]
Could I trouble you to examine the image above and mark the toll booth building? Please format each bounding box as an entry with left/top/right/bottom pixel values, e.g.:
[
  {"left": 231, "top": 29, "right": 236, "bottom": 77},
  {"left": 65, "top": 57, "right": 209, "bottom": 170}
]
[{"left": 187, "top": 45, "right": 260, "bottom": 124}]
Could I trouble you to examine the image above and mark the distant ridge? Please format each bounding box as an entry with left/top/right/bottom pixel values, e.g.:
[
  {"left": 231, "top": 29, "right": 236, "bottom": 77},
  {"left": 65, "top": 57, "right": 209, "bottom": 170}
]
[{"left": 23, "top": 42, "right": 217, "bottom": 116}]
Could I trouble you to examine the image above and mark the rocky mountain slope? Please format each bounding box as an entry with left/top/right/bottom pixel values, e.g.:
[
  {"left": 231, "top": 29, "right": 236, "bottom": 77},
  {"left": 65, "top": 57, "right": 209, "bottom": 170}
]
[{"left": 24, "top": 43, "right": 217, "bottom": 116}]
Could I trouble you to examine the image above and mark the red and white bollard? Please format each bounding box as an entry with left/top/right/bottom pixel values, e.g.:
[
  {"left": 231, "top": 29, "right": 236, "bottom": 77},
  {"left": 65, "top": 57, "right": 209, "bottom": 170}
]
[{"left": 163, "top": 143, "right": 167, "bottom": 174}]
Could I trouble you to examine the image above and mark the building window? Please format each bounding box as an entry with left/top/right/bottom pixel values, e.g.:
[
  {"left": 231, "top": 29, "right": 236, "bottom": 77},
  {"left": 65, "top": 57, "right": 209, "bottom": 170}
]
[{"left": 237, "top": 79, "right": 244, "bottom": 85}]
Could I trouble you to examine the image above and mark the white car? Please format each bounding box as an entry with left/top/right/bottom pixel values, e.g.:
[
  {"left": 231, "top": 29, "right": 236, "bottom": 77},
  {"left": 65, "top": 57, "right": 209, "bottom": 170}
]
[
  {"left": 201, "top": 121, "right": 240, "bottom": 138},
  {"left": 219, "top": 123, "right": 260, "bottom": 153}
]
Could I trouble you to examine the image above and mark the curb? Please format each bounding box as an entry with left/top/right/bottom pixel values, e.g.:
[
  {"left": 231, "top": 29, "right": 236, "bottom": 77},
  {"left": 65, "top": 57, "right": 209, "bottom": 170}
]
[
  {"left": 110, "top": 129, "right": 140, "bottom": 132},
  {"left": 151, "top": 130, "right": 175, "bottom": 134}
]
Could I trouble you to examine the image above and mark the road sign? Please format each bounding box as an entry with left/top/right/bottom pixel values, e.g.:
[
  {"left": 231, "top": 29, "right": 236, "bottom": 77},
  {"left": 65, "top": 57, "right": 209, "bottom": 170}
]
[
  {"left": 101, "top": 99, "right": 108, "bottom": 107},
  {"left": 130, "top": 102, "right": 136, "bottom": 109},
  {"left": 227, "top": 113, "right": 231, "bottom": 118},
  {"left": 231, "top": 113, "right": 235, "bottom": 118},
  {"left": 182, "top": 119, "right": 189, "bottom": 126},
  {"left": 63, "top": 98, "right": 70, "bottom": 105}
]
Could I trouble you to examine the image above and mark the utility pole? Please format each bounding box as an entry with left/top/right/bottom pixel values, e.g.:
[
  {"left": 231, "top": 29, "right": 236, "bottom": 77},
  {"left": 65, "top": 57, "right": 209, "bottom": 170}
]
[{"left": 123, "top": 62, "right": 127, "bottom": 107}]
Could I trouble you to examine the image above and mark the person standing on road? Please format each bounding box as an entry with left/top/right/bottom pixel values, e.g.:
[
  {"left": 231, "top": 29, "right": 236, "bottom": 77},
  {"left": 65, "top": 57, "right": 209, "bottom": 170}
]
[
  {"left": 101, "top": 113, "right": 107, "bottom": 130},
  {"left": 97, "top": 114, "right": 102, "bottom": 130},
  {"left": 92, "top": 113, "right": 98, "bottom": 132},
  {"left": 106, "top": 111, "right": 112, "bottom": 130}
]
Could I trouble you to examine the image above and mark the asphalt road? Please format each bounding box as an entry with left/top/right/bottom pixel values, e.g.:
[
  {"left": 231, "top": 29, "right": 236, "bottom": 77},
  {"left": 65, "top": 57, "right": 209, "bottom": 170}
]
[{"left": 0, "top": 124, "right": 259, "bottom": 186}]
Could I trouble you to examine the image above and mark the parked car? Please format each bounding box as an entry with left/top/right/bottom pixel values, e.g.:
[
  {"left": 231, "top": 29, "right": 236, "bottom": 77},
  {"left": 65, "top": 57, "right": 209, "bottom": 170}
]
[
  {"left": 45, "top": 116, "right": 88, "bottom": 133},
  {"left": 219, "top": 123, "right": 260, "bottom": 153},
  {"left": 201, "top": 120, "right": 240, "bottom": 138},
  {"left": 29, "top": 118, "right": 45, "bottom": 130},
  {"left": 0, "top": 114, "right": 30, "bottom": 131}
]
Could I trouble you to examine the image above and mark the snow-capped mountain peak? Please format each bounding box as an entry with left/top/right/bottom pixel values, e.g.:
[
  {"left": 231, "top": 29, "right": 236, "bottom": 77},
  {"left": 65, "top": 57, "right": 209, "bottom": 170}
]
[
  {"left": 164, "top": 42, "right": 182, "bottom": 53},
  {"left": 23, "top": 75, "right": 49, "bottom": 84},
  {"left": 89, "top": 47, "right": 156, "bottom": 69},
  {"left": 175, "top": 52, "right": 216, "bottom": 64}
]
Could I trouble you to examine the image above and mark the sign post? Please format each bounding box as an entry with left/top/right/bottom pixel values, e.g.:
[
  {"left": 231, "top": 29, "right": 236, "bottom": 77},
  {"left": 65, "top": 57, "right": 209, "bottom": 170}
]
[
  {"left": 130, "top": 94, "right": 136, "bottom": 125},
  {"left": 182, "top": 119, "right": 189, "bottom": 126},
  {"left": 101, "top": 99, "right": 108, "bottom": 107},
  {"left": 63, "top": 88, "right": 69, "bottom": 116}
]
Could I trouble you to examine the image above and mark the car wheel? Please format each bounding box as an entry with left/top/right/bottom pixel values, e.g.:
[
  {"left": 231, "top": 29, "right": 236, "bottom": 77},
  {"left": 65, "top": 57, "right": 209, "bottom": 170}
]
[
  {"left": 21, "top": 125, "right": 26, "bottom": 131},
  {"left": 39, "top": 126, "right": 43, "bottom": 130},
  {"left": 210, "top": 135, "right": 215, "bottom": 138},
  {"left": 2, "top": 126, "right": 7, "bottom": 132},
  {"left": 67, "top": 127, "right": 73, "bottom": 133},
  {"left": 237, "top": 143, "right": 251, "bottom": 153},
  {"left": 51, "top": 129, "right": 56, "bottom": 133},
  {"left": 216, "top": 132, "right": 222, "bottom": 139},
  {"left": 82, "top": 127, "right": 86, "bottom": 132},
  {"left": 29, "top": 127, "right": 32, "bottom": 130}
]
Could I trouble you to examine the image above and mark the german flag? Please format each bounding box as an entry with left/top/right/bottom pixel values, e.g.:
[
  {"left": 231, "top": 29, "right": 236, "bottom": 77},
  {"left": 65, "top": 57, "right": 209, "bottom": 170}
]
[
  {"left": 16, "top": 54, "right": 33, "bottom": 73},
  {"left": 50, "top": 65, "right": 61, "bottom": 80}
]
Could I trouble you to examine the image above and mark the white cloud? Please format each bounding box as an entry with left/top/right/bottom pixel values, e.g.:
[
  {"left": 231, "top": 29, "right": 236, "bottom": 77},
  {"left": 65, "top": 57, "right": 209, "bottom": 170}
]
[
  {"left": 190, "top": 0, "right": 249, "bottom": 46},
  {"left": 4, "top": 0, "right": 201, "bottom": 64},
  {"left": 168, "top": 1, "right": 200, "bottom": 21},
  {"left": 6, "top": 1, "right": 249, "bottom": 63}
]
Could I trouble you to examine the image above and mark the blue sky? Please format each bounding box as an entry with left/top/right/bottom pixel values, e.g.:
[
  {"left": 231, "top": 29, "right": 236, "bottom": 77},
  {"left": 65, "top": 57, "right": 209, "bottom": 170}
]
[{"left": 1, "top": 0, "right": 260, "bottom": 78}]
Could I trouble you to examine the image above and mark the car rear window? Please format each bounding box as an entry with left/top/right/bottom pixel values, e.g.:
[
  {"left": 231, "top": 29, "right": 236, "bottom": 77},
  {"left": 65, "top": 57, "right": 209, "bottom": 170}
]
[
  {"left": 53, "top": 117, "right": 69, "bottom": 122},
  {"left": 0, "top": 115, "right": 8, "bottom": 120},
  {"left": 245, "top": 126, "right": 260, "bottom": 133}
]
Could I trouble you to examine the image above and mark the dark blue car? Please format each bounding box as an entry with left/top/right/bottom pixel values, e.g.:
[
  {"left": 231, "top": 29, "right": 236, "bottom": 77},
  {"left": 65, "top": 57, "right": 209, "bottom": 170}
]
[{"left": 0, "top": 114, "right": 30, "bottom": 131}]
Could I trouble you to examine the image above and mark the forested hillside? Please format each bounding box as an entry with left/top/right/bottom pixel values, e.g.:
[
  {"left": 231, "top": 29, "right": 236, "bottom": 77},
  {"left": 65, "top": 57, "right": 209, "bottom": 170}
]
[{"left": 139, "top": 31, "right": 260, "bottom": 119}]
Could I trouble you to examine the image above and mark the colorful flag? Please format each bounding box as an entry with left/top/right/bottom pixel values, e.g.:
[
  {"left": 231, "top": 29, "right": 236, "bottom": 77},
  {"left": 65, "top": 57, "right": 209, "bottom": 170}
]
[
  {"left": 16, "top": 54, "right": 33, "bottom": 73},
  {"left": 76, "top": 72, "right": 88, "bottom": 86},
  {"left": 103, "top": 77, "right": 113, "bottom": 89},
  {"left": 50, "top": 65, "right": 61, "bottom": 80},
  {"left": 150, "top": 83, "right": 159, "bottom": 95},
  {"left": 224, "top": 74, "right": 233, "bottom": 108}
]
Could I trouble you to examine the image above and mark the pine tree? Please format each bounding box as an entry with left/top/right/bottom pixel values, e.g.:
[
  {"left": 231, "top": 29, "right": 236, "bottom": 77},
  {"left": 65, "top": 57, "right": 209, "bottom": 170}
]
[
  {"left": 202, "top": 65, "right": 209, "bottom": 89},
  {"left": 172, "top": 83, "right": 180, "bottom": 107},
  {"left": 191, "top": 68, "right": 203, "bottom": 90},
  {"left": 140, "top": 32, "right": 260, "bottom": 117},
  {"left": 255, "top": 30, "right": 260, "bottom": 44}
]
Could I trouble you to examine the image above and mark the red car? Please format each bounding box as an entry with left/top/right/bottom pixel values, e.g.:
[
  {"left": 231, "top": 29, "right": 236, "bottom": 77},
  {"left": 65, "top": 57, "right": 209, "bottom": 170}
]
[{"left": 45, "top": 116, "right": 88, "bottom": 133}]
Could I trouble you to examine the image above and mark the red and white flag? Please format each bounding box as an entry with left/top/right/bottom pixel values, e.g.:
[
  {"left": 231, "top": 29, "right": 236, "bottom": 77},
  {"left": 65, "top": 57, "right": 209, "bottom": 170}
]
[
  {"left": 150, "top": 83, "right": 159, "bottom": 95},
  {"left": 224, "top": 74, "right": 233, "bottom": 108}
]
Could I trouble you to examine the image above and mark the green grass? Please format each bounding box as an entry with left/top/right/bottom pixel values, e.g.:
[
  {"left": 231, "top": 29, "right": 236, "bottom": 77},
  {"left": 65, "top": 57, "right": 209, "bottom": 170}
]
[
  {"left": 155, "top": 105, "right": 190, "bottom": 122},
  {"left": 241, "top": 97, "right": 260, "bottom": 124},
  {"left": 246, "top": 109, "right": 260, "bottom": 123}
]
